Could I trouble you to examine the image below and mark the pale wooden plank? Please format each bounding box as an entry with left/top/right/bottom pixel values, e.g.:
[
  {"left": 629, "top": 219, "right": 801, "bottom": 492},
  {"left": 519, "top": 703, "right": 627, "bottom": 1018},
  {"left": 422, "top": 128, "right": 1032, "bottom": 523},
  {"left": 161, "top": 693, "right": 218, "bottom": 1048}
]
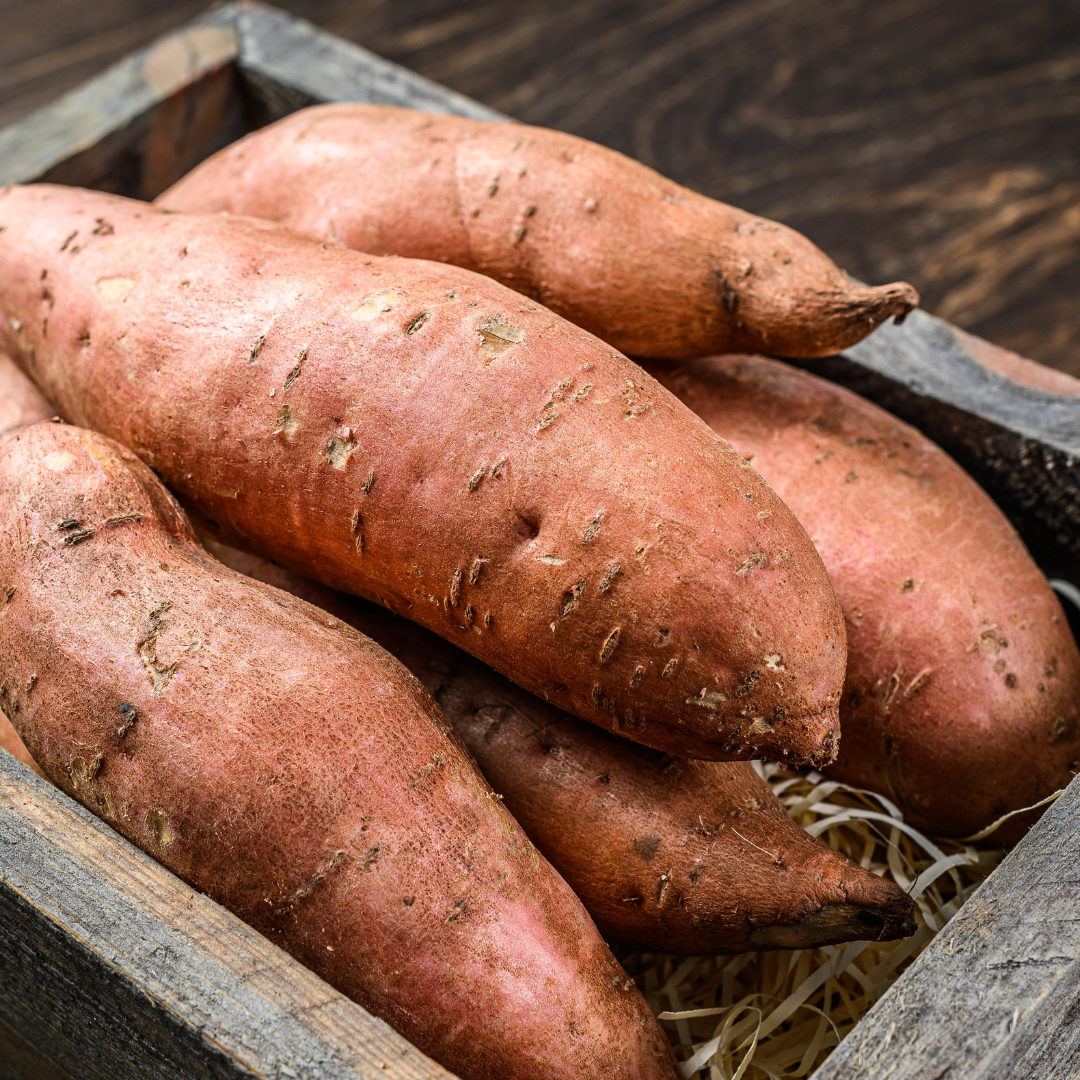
[
  {"left": 0, "top": 751, "right": 455, "bottom": 1080},
  {"left": 811, "top": 772, "right": 1080, "bottom": 1080}
]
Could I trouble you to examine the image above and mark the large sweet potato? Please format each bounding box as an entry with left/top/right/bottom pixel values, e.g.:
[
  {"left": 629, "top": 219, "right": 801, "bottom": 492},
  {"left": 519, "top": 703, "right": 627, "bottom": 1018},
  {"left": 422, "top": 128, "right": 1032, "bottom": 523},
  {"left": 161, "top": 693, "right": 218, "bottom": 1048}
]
[
  {"left": 644, "top": 354, "right": 1080, "bottom": 838},
  {"left": 156, "top": 104, "right": 917, "bottom": 359},
  {"left": 0, "top": 419, "right": 680, "bottom": 1080},
  {"left": 210, "top": 541, "right": 917, "bottom": 953},
  {"left": 0, "top": 185, "right": 846, "bottom": 766}
]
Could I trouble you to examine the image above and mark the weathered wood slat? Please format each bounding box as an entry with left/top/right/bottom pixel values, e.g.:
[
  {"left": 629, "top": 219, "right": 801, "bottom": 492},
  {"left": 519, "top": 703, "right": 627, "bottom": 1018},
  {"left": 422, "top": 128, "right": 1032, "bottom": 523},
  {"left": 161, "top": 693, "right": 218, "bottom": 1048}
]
[
  {"left": 811, "top": 772, "right": 1080, "bottom": 1080},
  {"left": 0, "top": 21, "right": 242, "bottom": 197},
  {"left": 229, "top": 2, "right": 503, "bottom": 125},
  {"left": 0, "top": 752, "right": 455, "bottom": 1080}
]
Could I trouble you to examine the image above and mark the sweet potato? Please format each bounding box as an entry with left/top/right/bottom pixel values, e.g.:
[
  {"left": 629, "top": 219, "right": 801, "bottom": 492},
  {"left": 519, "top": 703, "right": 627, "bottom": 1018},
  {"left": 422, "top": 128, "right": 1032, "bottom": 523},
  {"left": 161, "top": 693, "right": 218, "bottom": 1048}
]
[
  {"left": 156, "top": 103, "right": 918, "bottom": 359},
  {"left": 644, "top": 354, "right": 1080, "bottom": 838},
  {"left": 0, "top": 350, "right": 52, "bottom": 776},
  {"left": 0, "top": 348, "right": 53, "bottom": 438},
  {"left": 208, "top": 540, "right": 918, "bottom": 953},
  {"left": 0, "top": 419, "right": 680, "bottom": 1080},
  {"left": 0, "top": 184, "right": 846, "bottom": 766}
]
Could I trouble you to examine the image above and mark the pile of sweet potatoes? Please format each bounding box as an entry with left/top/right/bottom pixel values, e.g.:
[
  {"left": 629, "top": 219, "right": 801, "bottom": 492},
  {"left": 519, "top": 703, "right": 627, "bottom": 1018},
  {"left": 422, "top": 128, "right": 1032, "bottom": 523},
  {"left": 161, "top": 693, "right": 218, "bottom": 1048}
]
[{"left": 0, "top": 102, "right": 1076, "bottom": 1080}]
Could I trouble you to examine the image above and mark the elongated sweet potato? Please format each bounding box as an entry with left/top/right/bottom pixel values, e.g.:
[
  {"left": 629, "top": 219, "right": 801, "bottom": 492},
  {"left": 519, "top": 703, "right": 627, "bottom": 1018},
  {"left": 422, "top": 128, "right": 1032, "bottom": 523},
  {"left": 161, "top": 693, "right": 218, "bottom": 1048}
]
[
  {"left": 0, "top": 420, "right": 680, "bottom": 1080},
  {"left": 644, "top": 354, "right": 1080, "bottom": 838},
  {"left": 0, "top": 185, "right": 846, "bottom": 766},
  {"left": 156, "top": 104, "right": 918, "bottom": 359},
  {"left": 0, "top": 348, "right": 53, "bottom": 438},
  {"left": 208, "top": 540, "right": 917, "bottom": 953}
]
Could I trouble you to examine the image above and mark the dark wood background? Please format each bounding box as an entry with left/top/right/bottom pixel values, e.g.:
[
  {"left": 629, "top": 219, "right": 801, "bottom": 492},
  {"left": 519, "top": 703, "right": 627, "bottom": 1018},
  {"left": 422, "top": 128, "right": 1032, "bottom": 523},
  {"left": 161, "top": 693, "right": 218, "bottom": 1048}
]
[{"left": 4, "top": 0, "right": 1080, "bottom": 376}]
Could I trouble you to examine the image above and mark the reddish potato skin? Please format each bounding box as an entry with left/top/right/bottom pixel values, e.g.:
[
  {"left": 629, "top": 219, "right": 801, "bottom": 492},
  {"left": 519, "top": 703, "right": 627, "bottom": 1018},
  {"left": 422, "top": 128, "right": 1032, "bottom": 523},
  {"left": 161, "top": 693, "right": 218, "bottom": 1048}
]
[
  {"left": 211, "top": 542, "right": 916, "bottom": 953},
  {"left": 0, "top": 348, "right": 53, "bottom": 436},
  {"left": 0, "top": 185, "right": 846, "bottom": 766},
  {"left": 644, "top": 355, "right": 1080, "bottom": 839},
  {"left": 0, "top": 350, "right": 51, "bottom": 776},
  {"left": 157, "top": 104, "right": 917, "bottom": 360},
  {"left": 0, "top": 421, "right": 680, "bottom": 1080}
]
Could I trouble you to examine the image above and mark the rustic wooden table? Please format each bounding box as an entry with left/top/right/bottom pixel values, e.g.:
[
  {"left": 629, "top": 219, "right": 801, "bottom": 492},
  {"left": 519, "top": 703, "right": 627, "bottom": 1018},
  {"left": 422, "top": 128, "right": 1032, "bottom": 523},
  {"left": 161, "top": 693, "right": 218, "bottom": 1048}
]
[{"left": 3, "top": 0, "right": 1080, "bottom": 376}]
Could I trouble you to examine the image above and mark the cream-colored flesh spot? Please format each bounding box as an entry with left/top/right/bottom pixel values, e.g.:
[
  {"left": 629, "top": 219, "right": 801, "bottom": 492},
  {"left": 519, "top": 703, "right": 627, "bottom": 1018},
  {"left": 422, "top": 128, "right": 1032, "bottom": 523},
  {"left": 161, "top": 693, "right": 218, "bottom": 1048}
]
[
  {"left": 351, "top": 289, "right": 399, "bottom": 321},
  {"left": 96, "top": 277, "right": 136, "bottom": 300}
]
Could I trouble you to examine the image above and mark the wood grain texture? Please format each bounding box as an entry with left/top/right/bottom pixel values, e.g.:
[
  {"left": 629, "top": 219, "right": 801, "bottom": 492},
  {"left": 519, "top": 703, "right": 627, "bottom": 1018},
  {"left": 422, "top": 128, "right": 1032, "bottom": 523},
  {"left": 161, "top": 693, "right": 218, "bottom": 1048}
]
[
  {"left": 232, "top": 4, "right": 503, "bottom": 124},
  {"left": 811, "top": 772, "right": 1080, "bottom": 1080},
  {"left": 0, "top": 18, "right": 244, "bottom": 196},
  {"left": 0, "top": 751, "right": 455, "bottom": 1080}
]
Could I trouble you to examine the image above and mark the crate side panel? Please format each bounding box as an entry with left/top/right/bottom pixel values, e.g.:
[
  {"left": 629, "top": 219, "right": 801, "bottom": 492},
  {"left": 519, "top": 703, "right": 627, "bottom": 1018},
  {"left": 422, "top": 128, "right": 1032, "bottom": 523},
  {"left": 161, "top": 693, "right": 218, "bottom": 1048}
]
[
  {"left": 0, "top": 21, "right": 240, "bottom": 190},
  {"left": 233, "top": 3, "right": 505, "bottom": 123},
  {"left": 811, "top": 773, "right": 1080, "bottom": 1079},
  {"left": 37, "top": 65, "right": 248, "bottom": 200},
  {"left": 0, "top": 1013, "right": 75, "bottom": 1080}
]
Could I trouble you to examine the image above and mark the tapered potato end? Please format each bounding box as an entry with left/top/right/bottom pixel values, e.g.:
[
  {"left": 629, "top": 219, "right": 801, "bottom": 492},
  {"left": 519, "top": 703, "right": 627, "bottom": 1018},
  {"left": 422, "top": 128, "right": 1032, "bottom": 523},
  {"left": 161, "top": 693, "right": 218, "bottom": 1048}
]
[{"left": 751, "top": 882, "right": 917, "bottom": 950}]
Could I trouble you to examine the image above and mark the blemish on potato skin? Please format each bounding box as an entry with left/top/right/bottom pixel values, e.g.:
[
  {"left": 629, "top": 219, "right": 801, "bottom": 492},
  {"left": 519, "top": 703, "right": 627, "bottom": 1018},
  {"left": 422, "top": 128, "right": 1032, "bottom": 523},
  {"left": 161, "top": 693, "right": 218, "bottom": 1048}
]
[
  {"left": 116, "top": 702, "right": 137, "bottom": 738},
  {"left": 582, "top": 512, "right": 605, "bottom": 544},
  {"left": 632, "top": 835, "right": 660, "bottom": 863},
  {"left": 1050, "top": 716, "right": 1074, "bottom": 742},
  {"left": 734, "top": 552, "right": 767, "bottom": 576},
  {"left": 273, "top": 404, "right": 298, "bottom": 440},
  {"left": 146, "top": 808, "right": 174, "bottom": 846},
  {"left": 686, "top": 687, "right": 727, "bottom": 709},
  {"left": 283, "top": 348, "right": 306, "bottom": 391},
  {"left": 449, "top": 569, "right": 462, "bottom": 607},
  {"left": 477, "top": 316, "right": 521, "bottom": 359},
  {"left": 560, "top": 579, "right": 587, "bottom": 617},
  {"left": 597, "top": 563, "right": 621, "bottom": 592},
  {"left": 63, "top": 527, "right": 95, "bottom": 546},
  {"left": 599, "top": 627, "right": 621, "bottom": 664},
  {"left": 325, "top": 435, "right": 356, "bottom": 470},
  {"left": 904, "top": 668, "right": 932, "bottom": 697},
  {"left": 881, "top": 671, "right": 902, "bottom": 710}
]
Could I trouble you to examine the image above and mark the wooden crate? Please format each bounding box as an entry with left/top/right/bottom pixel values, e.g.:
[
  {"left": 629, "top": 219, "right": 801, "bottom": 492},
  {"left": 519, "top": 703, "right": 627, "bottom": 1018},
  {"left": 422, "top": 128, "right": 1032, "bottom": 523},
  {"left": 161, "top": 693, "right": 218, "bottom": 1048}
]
[{"left": 2, "top": 4, "right": 1079, "bottom": 1077}]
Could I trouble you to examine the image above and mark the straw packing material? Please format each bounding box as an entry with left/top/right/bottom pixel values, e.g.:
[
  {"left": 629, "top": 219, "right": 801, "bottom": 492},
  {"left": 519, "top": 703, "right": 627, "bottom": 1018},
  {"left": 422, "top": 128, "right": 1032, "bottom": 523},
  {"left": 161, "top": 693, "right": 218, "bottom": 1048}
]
[{"left": 618, "top": 764, "right": 1018, "bottom": 1079}]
